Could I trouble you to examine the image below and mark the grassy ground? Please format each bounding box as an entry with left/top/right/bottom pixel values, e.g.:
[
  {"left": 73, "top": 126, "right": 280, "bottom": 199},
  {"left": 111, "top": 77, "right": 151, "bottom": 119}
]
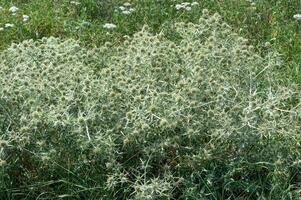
[{"left": 1, "top": 0, "right": 301, "bottom": 81}]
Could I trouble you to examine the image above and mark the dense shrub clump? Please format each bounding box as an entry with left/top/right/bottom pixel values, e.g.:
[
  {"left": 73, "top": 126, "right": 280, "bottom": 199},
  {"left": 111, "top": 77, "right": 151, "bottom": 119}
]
[{"left": 1, "top": 10, "right": 301, "bottom": 199}]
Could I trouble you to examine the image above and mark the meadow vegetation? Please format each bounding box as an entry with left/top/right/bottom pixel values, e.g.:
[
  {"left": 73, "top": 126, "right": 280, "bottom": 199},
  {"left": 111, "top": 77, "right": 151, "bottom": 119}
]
[{"left": 1, "top": 0, "right": 301, "bottom": 199}]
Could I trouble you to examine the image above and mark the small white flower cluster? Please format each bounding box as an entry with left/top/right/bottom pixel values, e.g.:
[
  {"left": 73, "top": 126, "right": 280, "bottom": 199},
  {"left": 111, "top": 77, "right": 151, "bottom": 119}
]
[
  {"left": 118, "top": 2, "right": 135, "bottom": 15},
  {"left": 9, "top": 5, "right": 18, "bottom": 15},
  {"left": 293, "top": 14, "right": 301, "bottom": 21},
  {"left": 4, "top": 23, "right": 14, "bottom": 28},
  {"left": 175, "top": 2, "right": 199, "bottom": 11},
  {"left": 23, "top": 14, "right": 29, "bottom": 22},
  {"left": 0, "top": 5, "right": 30, "bottom": 31},
  {"left": 103, "top": 23, "right": 117, "bottom": 29},
  {"left": 70, "top": 1, "right": 81, "bottom": 6}
]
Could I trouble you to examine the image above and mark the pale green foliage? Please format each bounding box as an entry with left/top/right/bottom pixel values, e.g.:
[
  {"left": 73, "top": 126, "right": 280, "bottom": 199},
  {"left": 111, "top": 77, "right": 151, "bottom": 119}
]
[
  {"left": 0, "top": 37, "right": 107, "bottom": 156},
  {"left": 1, "top": 11, "right": 301, "bottom": 199}
]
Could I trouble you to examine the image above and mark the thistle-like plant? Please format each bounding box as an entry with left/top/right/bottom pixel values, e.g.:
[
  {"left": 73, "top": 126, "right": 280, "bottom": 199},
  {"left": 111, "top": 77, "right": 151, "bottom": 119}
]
[{"left": 0, "top": 10, "right": 301, "bottom": 199}]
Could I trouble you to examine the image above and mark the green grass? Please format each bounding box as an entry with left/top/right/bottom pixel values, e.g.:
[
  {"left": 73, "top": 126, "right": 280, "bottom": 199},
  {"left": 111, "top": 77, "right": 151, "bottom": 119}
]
[{"left": 1, "top": 0, "right": 301, "bottom": 77}]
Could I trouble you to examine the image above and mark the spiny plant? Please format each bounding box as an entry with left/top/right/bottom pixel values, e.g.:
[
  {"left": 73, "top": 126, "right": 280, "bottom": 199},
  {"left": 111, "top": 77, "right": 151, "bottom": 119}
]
[{"left": 0, "top": 10, "right": 301, "bottom": 199}]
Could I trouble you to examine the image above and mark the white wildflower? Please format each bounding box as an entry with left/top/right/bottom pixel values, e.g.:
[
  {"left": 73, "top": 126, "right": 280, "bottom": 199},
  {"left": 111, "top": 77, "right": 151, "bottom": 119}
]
[
  {"left": 0, "top": 27, "right": 4, "bottom": 31},
  {"left": 70, "top": 1, "right": 81, "bottom": 5},
  {"left": 119, "top": 6, "right": 126, "bottom": 11},
  {"left": 122, "top": 10, "right": 131, "bottom": 15},
  {"left": 182, "top": 2, "right": 190, "bottom": 7},
  {"left": 5, "top": 23, "right": 14, "bottom": 28},
  {"left": 175, "top": 4, "right": 185, "bottom": 10},
  {"left": 185, "top": 6, "right": 192, "bottom": 11},
  {"left": 9, "top": 6, "right": 18, "bottom": 13},
  {"left": 123, "top": 2, "right": 131, "bottom": 7},
  {"left": 129, "top": 8, "right": 135, "bottom": 12},
  {"left": 23, "top": 15, "right": 30, "bottom": 22},
  {"left": 118, "top": 4, "right": 135, "bottom": 15},
  {"left": 103, "top": 23, "right": 117, "bottom": 29},
  {"left": 293, "top": 14, "right": 301, "bottom": 21},
  {"left": 175, "top": 2, "right": 194, "bottom": 11}
]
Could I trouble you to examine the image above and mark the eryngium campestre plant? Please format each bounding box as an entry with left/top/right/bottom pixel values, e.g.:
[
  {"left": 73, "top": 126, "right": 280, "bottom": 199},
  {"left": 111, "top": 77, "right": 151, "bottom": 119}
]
[{"left": 1, "top": 10, "right": 301, "bottom": 199}]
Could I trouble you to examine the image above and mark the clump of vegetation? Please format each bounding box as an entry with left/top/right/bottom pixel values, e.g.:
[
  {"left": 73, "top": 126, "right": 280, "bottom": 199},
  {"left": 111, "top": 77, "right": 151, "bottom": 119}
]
[{"left": 1, "top": 11, "right": 301, "bottom": 199}]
